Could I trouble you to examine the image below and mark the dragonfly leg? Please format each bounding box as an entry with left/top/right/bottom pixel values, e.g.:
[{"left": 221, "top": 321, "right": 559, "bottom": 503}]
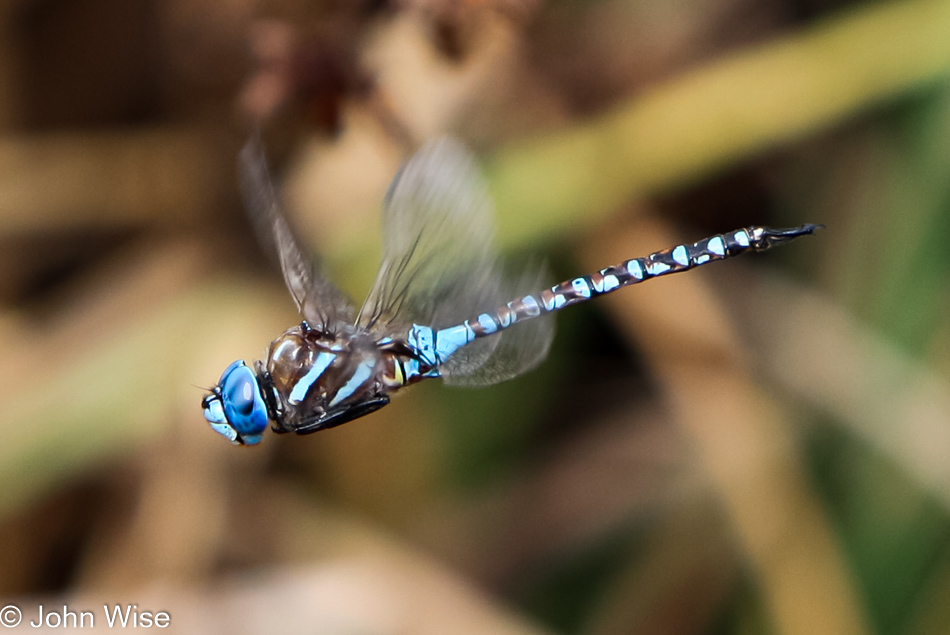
[{"left": 291, "top": 396, "right": 392, "bottom": 434}]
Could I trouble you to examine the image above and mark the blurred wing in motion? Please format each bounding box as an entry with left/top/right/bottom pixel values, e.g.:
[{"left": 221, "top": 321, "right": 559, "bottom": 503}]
[
  {"left": 358, "top": 138, "right": 554, "bottom": 386},
  {"left": 239, "top": 134, "right": 355, "bottom": 332},
  {"left": 440, "top": 262, "right": 555, "bottom": 387}
]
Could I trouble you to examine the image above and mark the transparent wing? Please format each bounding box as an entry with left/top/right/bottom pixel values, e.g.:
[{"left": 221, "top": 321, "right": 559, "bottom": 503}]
[
  {"left": 441, "top": 262, "right": 555, "bottom": 387},
  {"left": 239, "top": 134, "right": 355, "bottom": 332},
  {"left": 358, "top": 138, "right": 498, "bottom": 333},
  {"left": 358, "top": 138, "right": 554, "bottom": 386}
]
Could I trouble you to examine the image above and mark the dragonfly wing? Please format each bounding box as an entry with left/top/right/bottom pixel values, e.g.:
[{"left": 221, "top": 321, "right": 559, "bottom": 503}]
[
  {"left": 359, "top": 138, "right": 498, "bottom": 331},
  {"left": 441, "top": 263, "right": 555, "bottom": 387},
  {"left": 239, "top": 135, "right": 355, "bottom": 331},
  {"left": 359, "top": 138, "right": 554, "bottom": 386}
]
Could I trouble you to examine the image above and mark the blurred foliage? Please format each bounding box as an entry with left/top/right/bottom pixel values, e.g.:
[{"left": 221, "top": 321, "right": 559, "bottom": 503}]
[{"left": 2, "top": 0, "right": 950, "bottom": 634}]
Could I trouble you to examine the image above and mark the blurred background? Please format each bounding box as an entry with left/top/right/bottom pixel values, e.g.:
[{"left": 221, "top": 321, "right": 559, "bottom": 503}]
[{"left": 1, "top": 0, "right": 950, "bottom": 633}]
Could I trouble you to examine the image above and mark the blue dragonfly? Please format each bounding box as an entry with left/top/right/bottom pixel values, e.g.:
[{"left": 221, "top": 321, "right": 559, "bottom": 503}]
[{"left": 201, "top": 136, "right": 820, "bottom": 445}]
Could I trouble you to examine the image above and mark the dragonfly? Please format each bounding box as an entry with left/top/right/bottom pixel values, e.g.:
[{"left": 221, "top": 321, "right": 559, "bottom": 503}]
[{"left": 201, "top": 136, "right": 820, "bottom": 445}]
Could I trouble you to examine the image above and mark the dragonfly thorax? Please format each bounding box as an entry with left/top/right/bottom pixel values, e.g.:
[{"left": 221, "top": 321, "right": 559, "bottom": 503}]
[{"left": 262, "top": 323, "right": 394, "bottom": 434}]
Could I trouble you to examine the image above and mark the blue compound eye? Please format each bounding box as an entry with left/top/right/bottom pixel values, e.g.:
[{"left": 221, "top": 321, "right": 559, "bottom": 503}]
[
  {"left": 203, "top": 360, "right": 269, "bottom": 444},
  {"left": 220, "top": 361, "right": 269, "bottom": 437},
  {"left": 217, "top": 359, "right": 245, "bottom": 385}
]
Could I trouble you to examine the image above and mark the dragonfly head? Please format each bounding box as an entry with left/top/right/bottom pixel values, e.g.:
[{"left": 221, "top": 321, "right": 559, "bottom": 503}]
[{"left": 201, "top": 360, "right": 269, "bottom": 445}]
